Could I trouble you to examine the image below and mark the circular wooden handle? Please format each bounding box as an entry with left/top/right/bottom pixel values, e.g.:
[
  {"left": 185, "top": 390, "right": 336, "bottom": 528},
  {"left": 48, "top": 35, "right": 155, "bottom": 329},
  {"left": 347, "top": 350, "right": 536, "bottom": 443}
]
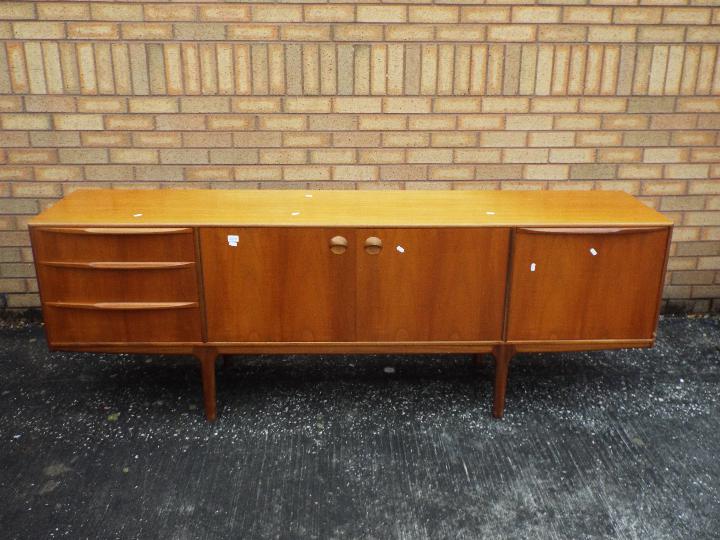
[
  {"left": 364, "top": 236, "right": 383, "bottom": 255},
  {"left": 329, "top": 235, "right": 348, "bottom": 254}
]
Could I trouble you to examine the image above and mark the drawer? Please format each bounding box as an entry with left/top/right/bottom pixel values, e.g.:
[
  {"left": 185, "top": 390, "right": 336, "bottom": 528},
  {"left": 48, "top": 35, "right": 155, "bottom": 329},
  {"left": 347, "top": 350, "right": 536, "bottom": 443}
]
[
  {"left": 44, "top": 303, "right": 202, "bottom": 344},
  {"left": 36, "top": 264, "right": 199, "bottom": 303},
  {"left": 31, "top": 227, "right": 196, "bottom": 263},
  {"left": 507, "top": 227, "right": 669, "bottom": 341}
]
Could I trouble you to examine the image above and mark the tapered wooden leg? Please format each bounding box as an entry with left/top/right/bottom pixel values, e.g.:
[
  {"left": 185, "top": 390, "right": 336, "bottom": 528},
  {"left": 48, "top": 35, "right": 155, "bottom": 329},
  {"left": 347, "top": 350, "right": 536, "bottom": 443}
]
[
  {"left": 194, "top": 347, "right": 218, "bottom": 422},
  {"left": 492, "top": 345, "right": 515, "bottom": 419}
]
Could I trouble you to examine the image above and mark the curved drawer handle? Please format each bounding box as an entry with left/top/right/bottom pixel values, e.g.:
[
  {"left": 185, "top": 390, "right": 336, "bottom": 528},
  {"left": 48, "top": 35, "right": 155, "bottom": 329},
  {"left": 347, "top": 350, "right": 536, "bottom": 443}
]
[
  {"left": 41, "top": 227, "right": 191, "bottom": 235},
  {"left": 329, "top": 235, "right": 348, "bottom": 255},
  {"left": 364, "top": 236, "right": 383, "bottom": 255},
  {"left": 40, "top": 261, "right": 194, "bottom": 270},
  {"left": 46, "top": 301, "right": 198, "bottom": 310},
  {"left": 518, "top": 227, "right": 666, "bottom": 235}
]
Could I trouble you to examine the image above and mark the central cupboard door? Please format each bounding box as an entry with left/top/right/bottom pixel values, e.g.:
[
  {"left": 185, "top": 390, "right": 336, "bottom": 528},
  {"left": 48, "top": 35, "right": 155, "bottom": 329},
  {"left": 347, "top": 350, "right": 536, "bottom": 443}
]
[
  {"left": 201, "top": 228, "right": 356, "bottom": 342},
  {"left": 355, "top": 228, "right": 510, "bottom": 342}
]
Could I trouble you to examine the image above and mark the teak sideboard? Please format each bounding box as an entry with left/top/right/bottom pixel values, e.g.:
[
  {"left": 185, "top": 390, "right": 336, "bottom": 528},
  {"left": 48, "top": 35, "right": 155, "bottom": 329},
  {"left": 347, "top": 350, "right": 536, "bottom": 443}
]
[{"left": 29, "top": 189, "right": 673, "bottom": 421}]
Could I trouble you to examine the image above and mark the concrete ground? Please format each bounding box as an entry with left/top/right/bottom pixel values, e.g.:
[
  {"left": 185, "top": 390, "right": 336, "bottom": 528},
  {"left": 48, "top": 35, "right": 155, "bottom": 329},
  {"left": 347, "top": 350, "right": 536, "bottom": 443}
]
[{"left": 0, "top": 315, "right": 718, "bottom": 539}]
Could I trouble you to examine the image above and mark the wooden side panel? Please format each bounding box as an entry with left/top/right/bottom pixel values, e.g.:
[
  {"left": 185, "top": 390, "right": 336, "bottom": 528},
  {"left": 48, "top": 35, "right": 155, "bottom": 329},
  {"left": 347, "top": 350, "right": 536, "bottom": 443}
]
[
  {"left": 507, "top": 227, "right": 670, "bottom": 341},
  {"left": 200, "top": 227, "right": 356, "bottom": 342},
  {"left": 356, "top": 228, "right": 510, "bottom": 341}
]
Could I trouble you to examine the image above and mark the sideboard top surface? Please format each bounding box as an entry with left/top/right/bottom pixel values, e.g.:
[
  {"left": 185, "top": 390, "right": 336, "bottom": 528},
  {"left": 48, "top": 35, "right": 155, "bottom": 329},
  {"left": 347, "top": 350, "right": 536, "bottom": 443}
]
[{"left": 30, "top": 189, "right": 672, "bottom": 227}]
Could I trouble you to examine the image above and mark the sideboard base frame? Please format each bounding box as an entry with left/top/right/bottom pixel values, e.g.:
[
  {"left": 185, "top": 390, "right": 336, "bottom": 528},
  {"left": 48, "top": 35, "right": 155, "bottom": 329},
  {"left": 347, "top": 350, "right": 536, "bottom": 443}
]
[{"left": 48, "top": 339, "right": 655, "bottom": 421}]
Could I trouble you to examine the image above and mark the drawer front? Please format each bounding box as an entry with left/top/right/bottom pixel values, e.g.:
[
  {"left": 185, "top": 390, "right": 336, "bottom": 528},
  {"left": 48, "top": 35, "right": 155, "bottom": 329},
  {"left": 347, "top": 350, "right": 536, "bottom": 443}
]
[
  {"left": 44, "top": 305, "right": 202, "bottom": 344},
  {"left": 35, "top": 264, "right": 199, "bottom": 303},
  {"left": 507, "top": 227, "right": 669, "bottom": 341},
  {"left": 31, "top": 227, "right": 195, "bottom": 262}
]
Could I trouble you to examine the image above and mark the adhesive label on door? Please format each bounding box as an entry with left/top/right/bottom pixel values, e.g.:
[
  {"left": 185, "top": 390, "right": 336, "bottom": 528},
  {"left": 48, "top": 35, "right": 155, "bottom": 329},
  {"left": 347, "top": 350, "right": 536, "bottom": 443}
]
[{"left": 227, "top": 234, "right": 239, "bottom": 247}]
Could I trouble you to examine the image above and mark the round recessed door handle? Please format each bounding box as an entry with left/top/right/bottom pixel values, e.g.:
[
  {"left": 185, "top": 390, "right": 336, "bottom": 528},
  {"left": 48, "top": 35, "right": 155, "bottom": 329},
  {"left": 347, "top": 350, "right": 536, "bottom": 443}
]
[
  {"left": 329, "top": 235, "right": 348, "bottom": 254},
  {"left": 364, "top": 236, "right": 383, "bottom": 255}
]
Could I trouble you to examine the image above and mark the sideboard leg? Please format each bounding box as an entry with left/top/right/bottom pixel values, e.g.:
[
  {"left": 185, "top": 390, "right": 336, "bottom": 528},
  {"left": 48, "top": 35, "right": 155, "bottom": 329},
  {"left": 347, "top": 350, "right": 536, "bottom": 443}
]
[
  {"left": 492, "top": 345, "right": 515, "bottom": 419},
  {"left": 194, "top": 348, "right": 218, "bottom": 422}
]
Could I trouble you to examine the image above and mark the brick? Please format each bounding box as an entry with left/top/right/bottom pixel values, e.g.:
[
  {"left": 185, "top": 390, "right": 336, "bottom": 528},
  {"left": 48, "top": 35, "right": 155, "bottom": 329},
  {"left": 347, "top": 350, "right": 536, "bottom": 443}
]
[
  {"left": 8, "top": 149, "right": 57, "bottom": 164},
  {"left": 284, "top": 97, "right": 331, "bottom": 114},
  {"left": 383, "top": 133, "right": 429, "bottom": 148},
  {"left": 436, "top": 25, "right": 485, "bottom": 42},
  {"left": 232, "top": 98, "right": 281, "bottom": 113},
  {"left": 334, "top": 24, "right": 381, "bottom": 42},
  {"left": 123, "top": 23, "right": 172, "bottom": 40},
  {"left": 662, "top": 7, "right": 711, "bottom": 24},
  {"left": 25, "top": 96, "right": 75, "bottom": 113},
  {"left": 504, "top": 149, "right": 548, "bottom": 164},
  {"left": 549, "top": 149, "right": 595, "bottom": 163},
  {"left": 252, "top": 5, "right": 302, "bottom": 23},
  {"left": 14, "top": 22, "right": 65, "bottom": 39},
  {"left": 409, "top": 6, "right": 458, "bottom": 24},
  {"left": 1, "top": 3, "right": 36, "bottom": 19},
  {"left": 110, "top": 149, "right": 158, "bottom": 164},
  {"left": 207, "top": 115, "right": 253, "bottom": 131},
  {"left": 260, "top": 149, "right": 306, "bottom": 165},
  {"left": 53, "top": 114, "right": 103, "bottom": 131},
  {"left": 129, "top": 97, "right": 178, "bottom": 114},
  {"left": 334, "top": 98, "right": 382, "bottom": 114},
  {"left": 144, "top": 5, "right": 196, "bottom": 22},
  {"left": 512, "top": 7, "right": 560, "bottom": 24},
  {"left": 259, "top": 115, "right": 306, "bottom": 131},
  {"left": 38, "top": 3, "right": 88, "bottom": 20},
  {"left": 181, "top": 97, "right": 229, "bottom": 114},
  {"left": 105, "top": 115, "right": 155, "bottom": 131},
  {"left": 588, "top": 26, "right": 636, "bottom": 42},
  {"left": 77, "top": 97, "right": 126, "bottom": 114},
  {"left": 525, "top": 165, "right": 570, "bottom": 180},
  {"left": 431, "top": 133, "right": 476, "bottom": 147},
  {"left": 644, "top": 148, "right": 688, "bottom": 163},
  {"left": 461, "top": 7, "right": 510, "bottom": 24},
  {"left": 333, "top": 166, "right": 378, "bottom": 182},
  {"left": 380, "top": 165, "right": 427, "bottom": 182},
  {"left": 672, "top": 270, "right": 716, "bottom": 284},
  {"left": 598, "top": 148, "right": 642, "bottom": 163},
  {"left": 283, "top": 166, "right": 330, "bottom": 182},
  {"left": 2, "top": 114, "right": 51, "bottom": 130},
  {"left": 530, "top": 98, "right": 578, "bottom": 113},
  {"left": 454, "top": 149, "right": 501, "bottom": 164},
  {"left": 564, "top": 7, "right": 612, "bottom": 24},
  {"left": 407, "top": 149, "right": 453, "bottom": 164},
  {"left": 210, "top": 148, "right": 264, "bottom": 164},
  {"left": 570, "top": 164, "right": 616, "bottom": 180},
  {"left": 457, "top": 115, "right": 503, "bottom": 131},
  {"left": 480, "top": 132, "right": 526, "bottom": 148},
  {"left": 200, "top": 5, "right": 250, "bottom": 22},
  {"left": 359, "top": 149, "right": 405, "bottom": 164},
  {"left": 133, "top": 132, "right": 180, "bottom": 148},
  {"left": 227, "top": 25, "right": 278, "bottom": 41},
  {"left": 67, "top": 22, "right": 117, "bottom": 40},
  {"left": 614, "top": 8, "right": 662, "bottom": 25},
  {"left": 91, "top": 4, "right": 142, "bottom": 21},
  {"left": 385, "top": 25, "right": 434, "bottom": 42},
  {"left": 357, "top": 6, "right": 406, "bottom": 23},
  {"left": 310, "top": 149, "right": 355, "bottom": 164},
  {"left": 59, "top": 148, "right": 107, "bottom": 164},
  {"left": 619, "top": 164, "right": 663, "bottom": 180},
  {"left": 482, "top": 98, "right": 529, "bottom": 113},
  {"left": 34, "top": 165, "right": 82, "bottom": 182},
  {"left": 434, "top": 98, "right": 481, "bottom": 113},
  {"left": 506, "top": 115, "right": 553, "bottom": 131},
  {"left": 529, "top": 132, "right": 575, "bottom": 147},
  {"left": 285, "top": 133, "right": 331, "bottom": 148},
  {"left": 409, "top": 116, "right": 455, "bottom": 131},
  {"left": 304, "top": 5, "right": 354, "bottom": 23},
  {"left": 359, "top": 115, "right": 406, "bottom": 131},
  {"left": 383, "top": 97, "right": 431, "bottom": 114},
  {"left": 488, "top": 25, "right": 535, "bottom": 42},
  {"left": 174, "top": 23, "right": 224, "bottom": 40}
]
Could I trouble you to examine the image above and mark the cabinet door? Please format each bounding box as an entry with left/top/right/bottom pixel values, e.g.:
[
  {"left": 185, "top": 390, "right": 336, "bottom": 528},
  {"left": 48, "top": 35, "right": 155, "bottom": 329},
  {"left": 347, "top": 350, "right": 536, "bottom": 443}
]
[
  {"left": 355, "top": 228, "right": 510, "bottom": 342},
  {"left": 507, "top": 227, "right": 669, "bottom": 341},
  {"left": 201, "top": 228, "right": 356, "bottom": 342}
]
